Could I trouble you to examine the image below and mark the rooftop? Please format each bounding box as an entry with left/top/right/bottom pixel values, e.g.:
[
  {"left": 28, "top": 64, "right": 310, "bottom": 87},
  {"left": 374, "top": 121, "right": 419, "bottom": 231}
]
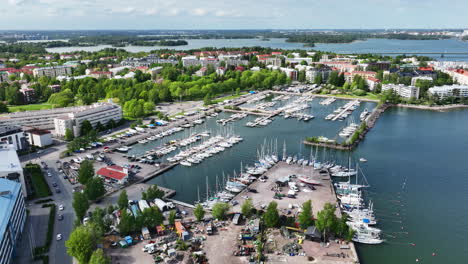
[
  {"left": 97, "top": 165, "right": 127, "bottom": 180},
  {"left": 0, "top": 144, "right": 22, "bottom": 173}
]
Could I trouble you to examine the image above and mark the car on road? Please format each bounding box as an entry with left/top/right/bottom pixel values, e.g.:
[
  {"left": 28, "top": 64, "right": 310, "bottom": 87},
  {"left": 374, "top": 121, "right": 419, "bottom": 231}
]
[
  {"left": 58, "top": 214, "right": 63, "bottom": 221},
  {"left": 56, "top": 234, "right": 62, "bottom": 241},
  {"left": 52, "top": 182, "right": 57, "bottom": 187},
  {"left": 37, "top": 150, "right": 43, "bottom": 154},
  {"left": 47, "top": 172, "right": 52, "bottom": 177},
  {"left": 59, "top": 204, "right": 64, "bottom": 211},
  {"left": 55, "top": 188, "right": 61, "bottom": 193}
]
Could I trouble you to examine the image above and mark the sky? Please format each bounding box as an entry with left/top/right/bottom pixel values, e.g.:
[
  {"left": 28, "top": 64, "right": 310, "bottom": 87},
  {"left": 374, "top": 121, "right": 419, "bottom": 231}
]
[{"left": 0, "top": 0, "right": 467, "bottom": 30}]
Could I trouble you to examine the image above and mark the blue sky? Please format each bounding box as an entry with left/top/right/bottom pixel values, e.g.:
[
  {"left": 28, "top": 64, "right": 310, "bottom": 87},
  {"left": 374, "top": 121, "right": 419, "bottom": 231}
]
[{"left": 1, "top": 0, "right": 467, "bottom": 30}]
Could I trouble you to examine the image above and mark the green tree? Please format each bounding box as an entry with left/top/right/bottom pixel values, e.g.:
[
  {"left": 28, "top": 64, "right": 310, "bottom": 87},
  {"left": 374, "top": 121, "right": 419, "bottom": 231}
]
[
  {"left": 203, "top": 93, "right": 212, "bottom": 105},
  {"left": 89, "top": 207, "right": 110, "bottom": 235},
  {"left": 194, "top": 204, "right": 205, "bottom": 222},
  {"left": 78, "top": 160, "right": 94, "bottom": 185},
  {"left": 241, "top": 198, "right": 254, "bottom": 219},
  {"left": 95, "top": 121, "right": 104, "bottom": 132},
  {"left": 141, "top": 185, "right": 165, "bottom": 201},
  {"left": 315, "top": 203, "right": 338, "bottom": 241},
  {"left": 298, "top": 200, "right": 313, "bottom": 229},
  {"left": 168, "top": 210, "right": 177, "bottom": 225},
  {"left": 65, "top": 225, "right": 97, "bottom": 264},
  {"left": 211, "top": 202, "right": 230, "bottom": 220},
  {"left": 80, "top": 120, "right": 93, "bottom": 136},
  {"left": 117, "top": 190, "right": 128, "bottom": 210},
  {"left": 72, "top": 192, "right": 89, "bottom": 221},
  {"left": 65, "top": 128, "right": 74, "bottom": 141},
  {"left": 263, "top": 201, "right": 280, "bottom": 228},
  {"left": 85, "top": 177, "right": 106, "bottom": 201},
  {"left": 141, "top": 207, "right": 164, "bottom": 227},
  {"left": 89, "top": 248, "right": 110, "bottom": 264},
  {"left": 118, "top": 209, "right": 135, "bottom": 235},
  {"left": 0, "top": 102, "right": 9, "bottom": 113},
  {"left": 314, "top": 74, "right": 323, "bottom": 85}
]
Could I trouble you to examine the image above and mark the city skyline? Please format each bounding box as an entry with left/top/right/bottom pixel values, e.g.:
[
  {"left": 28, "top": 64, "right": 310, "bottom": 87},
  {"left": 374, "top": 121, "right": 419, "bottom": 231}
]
[{"left": 1, "top": 0, "right": 468, "bottom": 30}]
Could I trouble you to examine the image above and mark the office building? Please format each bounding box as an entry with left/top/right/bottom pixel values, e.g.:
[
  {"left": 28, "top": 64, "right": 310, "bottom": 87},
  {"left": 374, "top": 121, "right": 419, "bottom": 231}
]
[
  {"left": 0, "top": 126, "right": 27, "bottom": 151},
  {"left": 32, "top": 65, "right": 72, "bottom": 78},
  {"left": 428, "top": 85, "right": 468, "bottom": 98},
  {"left": 54, "top": 102, "right": 122, "bottom": 137},
  {"left": 0, "top": 144, "right": 26, "bottom": 197},
  {"left": 382, "top": 84, "right": 420, "bottom": 99},
  {"left": 0, "top": 178, "right": 27, "bottom": 264}
]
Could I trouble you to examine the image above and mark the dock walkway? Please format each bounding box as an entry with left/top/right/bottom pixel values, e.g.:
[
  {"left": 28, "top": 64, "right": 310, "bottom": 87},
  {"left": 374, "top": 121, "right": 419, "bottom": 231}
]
[{"left": 331, "top": 100, "right": 360, "bottom": 121}]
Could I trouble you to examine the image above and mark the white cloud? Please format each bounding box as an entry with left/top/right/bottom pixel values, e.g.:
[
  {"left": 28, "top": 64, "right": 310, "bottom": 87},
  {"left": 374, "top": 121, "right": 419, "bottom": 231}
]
[
  {"left": 144, "top": 8, "right": 159, "bottom": 15},
  {"left": 192, "top": 8, "right": 208, "bottom": 16},
  {"left": 167, "top": 8, "right": 181, "bottom": 16},
  {"left": 108, "top": 7, "right": 136, "bottom": 14},
  {"left": 8, "top": 0, "right": 26, "bottom": 6}
]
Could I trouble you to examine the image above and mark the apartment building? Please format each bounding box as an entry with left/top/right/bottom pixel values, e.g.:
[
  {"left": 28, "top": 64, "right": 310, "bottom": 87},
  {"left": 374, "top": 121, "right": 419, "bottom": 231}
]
[
  {"left": 32, "top": 65, "right": 72, "bottom": 78},
  {"left": 445, "top": 69, "right": 468, "bottom": 86},
  {"left": 54, "top": 102, "right": 122, "bottom": 137},
  {"left": 0, "top": 178, "right": 27, "bottom": 264},
  {"left": 428, "top": 85, "right": 468, "bottom": 98},
  {"left": 24, "top": 128, "right": 53, "bottom": 147},
  {"left": 19, "top": 87, "right": 36, "bottom": 103},
  {"left": 382, "top": 84, "right": 420, "bottom": 99},
  {"left": 0, "top": 126, "right": 27, "bottom": 151}
]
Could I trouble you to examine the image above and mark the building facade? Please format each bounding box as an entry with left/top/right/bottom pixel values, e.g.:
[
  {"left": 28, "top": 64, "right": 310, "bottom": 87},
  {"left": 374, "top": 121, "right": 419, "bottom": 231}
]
[
  {"left": 428, "top": 85, "right": 468, "bottom": 98},
  {"left": 382, "top": 84, "right": 420, "bottom": 99},
  {"left": 54, "top": 102, "right": 122, "bottom": 137},
  {"left": 0, "top": 126, "right": 27, "bottom": 151},
  {"left": 0, "top": 144, "right": 26, "bottom": 197},
  {"left": 32, "top": 66, "right": 72, "bottom": 78},
  {"left": 25, "top": 129, "right": 53, "bottom": 147},
  {"left": 0, "top": 178, "right": 26, "bottom": 264}
]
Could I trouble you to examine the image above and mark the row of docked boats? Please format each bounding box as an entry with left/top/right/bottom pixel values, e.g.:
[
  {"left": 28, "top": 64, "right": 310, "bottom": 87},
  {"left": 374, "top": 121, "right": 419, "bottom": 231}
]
[
  {"left": 319, "top": 97, "right": 336, "bottom": 105},
  {"left": 169, "top": 135, "right": 243, "bottom": 166},
  {"left": 137, "top": 126, "right": 185, "bottom": 145},
  {"left": 246, "top": 93, "right": 268, "bottom": 104},
  {"left": 245, "top": 117, "right": 274, "bottom": 128},
  {"left": 338, "top": 122, "right": 359, "bottom": 138},
  {"left": 271, "top": 94, "right": 291, "bottom": 101},
  {"left": 334, "top": 168, "right": 383, "bottom": 244},
  {"left": 325, "top": 100, "right": 360, "bottom": 121},
  {"left": 216, "top": 113, "right": 247, "bottom": 126},
  {"left": 360, "top": 108, "right": 370, "bottom": 121},
  {"left": 284, "top": 112, "right": 314, "bottom": 121}
]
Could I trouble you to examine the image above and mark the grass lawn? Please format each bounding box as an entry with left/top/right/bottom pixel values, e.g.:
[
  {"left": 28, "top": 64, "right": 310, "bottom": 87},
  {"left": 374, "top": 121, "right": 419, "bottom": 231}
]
[
  {"left": 331, "top": 93, "right": 380, "bottom": 101},
  {"left": 8, "top": 103, "right": 55, "bottom": 112},
  {"left": 25, "top": 164, "right": 51, "bottom": 199}
]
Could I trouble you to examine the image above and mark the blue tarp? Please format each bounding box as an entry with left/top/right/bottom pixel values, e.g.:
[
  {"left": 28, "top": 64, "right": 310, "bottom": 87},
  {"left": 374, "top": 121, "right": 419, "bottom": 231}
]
[
  {"left": 249, "top": 91, "right": 256, "bottom": 94},
  {"left": 363, "top": 218, "right": 370, "bottom": 223}
]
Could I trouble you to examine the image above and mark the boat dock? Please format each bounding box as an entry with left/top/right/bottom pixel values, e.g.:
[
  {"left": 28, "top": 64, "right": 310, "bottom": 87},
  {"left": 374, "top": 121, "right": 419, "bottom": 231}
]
[
  {"left": 331, "top": 100, "right": 360, "bottom": 121},
  {"left": 165, "top": 198, "right": 195, "bottom": 209}
]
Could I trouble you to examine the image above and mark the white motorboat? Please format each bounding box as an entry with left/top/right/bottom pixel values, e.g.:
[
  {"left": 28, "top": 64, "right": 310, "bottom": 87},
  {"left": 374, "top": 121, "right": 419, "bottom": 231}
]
[
  {"left": 180, "top": 161, "right": 192, "bottom": 167},
  {"left": 298, "top": 176, "right": 321, "bottom": 185},
  {"left": 359, "top": 158, "right": 368, "bottom": 163},
  {"left": 138, "top": 139, "right": 148, "bottom": 144}
]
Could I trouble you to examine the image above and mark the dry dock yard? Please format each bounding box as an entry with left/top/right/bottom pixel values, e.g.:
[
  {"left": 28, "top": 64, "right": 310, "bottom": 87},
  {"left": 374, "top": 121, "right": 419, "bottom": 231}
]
[{"left": 204, "top": 161, "right": 360, "bottom": 264}]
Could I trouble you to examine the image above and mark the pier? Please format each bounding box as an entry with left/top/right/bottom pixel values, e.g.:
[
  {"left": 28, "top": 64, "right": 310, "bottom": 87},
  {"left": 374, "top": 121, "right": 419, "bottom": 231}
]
[{"left": 331, "top": 100, "right": 360, "bottom": 121}]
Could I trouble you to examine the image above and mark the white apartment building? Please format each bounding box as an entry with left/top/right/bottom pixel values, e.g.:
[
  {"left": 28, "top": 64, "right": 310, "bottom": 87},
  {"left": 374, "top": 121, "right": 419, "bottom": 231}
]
[
  {"left": 0, "top": 126, "right": 27, "bottom": 151},
  {"left": 32, "top": 65, "right": 72, "bottom": 78},
  {"left": 445, "top": 69, "right": 468, "bottom": 86},
  {"left": 382, "top": 84, "right": 420, "bottom": 99},
  {"left": 25, "top": 129, "right": 53, "bottom": 147},
  {"left": 428, "top": 85, "right": 468, "bottom": 98},
  {"left": 0, "top": 144, "right": 26, "bottom": 197},
  {"left": 54, "top": 102, "right": 122, "bottom": 137},
  {"left": 0, "top": 178, "right": 27, "bottom": 264},
  {"left": 286, "top": 57, "right": 313, "bottom": 65}
]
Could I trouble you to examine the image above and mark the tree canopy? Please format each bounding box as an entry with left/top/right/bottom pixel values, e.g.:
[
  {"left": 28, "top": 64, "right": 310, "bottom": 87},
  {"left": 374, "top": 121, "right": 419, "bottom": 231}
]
[
  {"left": 65, "top": 224, "right": 98, "bottom": 264},
  {"left": 72, "top": 191, "right": 89, "bottom": 221},
  {"left": 298, "top": 200, "right": 314, "bottom": 229},
  {"left": 263, "top": 201, "right": 280, "bottom": 228},
  {"left": 211, "top": 202, "right": 230, "bottom": 220}
]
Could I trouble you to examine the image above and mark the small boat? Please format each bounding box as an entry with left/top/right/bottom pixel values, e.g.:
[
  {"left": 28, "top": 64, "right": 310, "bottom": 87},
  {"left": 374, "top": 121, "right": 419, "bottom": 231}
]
[
  {"left": 180, "top": 161, "right": 192, "bottom": 167},
  {"left": 298, "top": 176, "right": 321, "bottom": 185},
  {"left": 138, "top": 139, "right": 148, "bottom": 144},
  {"left": 359, "top": 158, "right": 367, "bottom": 163}
]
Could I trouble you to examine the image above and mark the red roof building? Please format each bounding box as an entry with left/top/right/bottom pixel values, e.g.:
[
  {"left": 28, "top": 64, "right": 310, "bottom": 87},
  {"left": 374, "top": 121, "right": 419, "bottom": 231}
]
[{"left": 97, "top": 165, "right": 128, "bottom": 184}]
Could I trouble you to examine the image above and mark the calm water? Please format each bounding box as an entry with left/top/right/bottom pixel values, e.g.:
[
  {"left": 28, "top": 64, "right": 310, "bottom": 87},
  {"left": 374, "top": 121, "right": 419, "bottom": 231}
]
[
  {"left": 46, "top": 38, "right": 468, "bottom": 61},
  {"left": 132, "top": 98, "right": 468, "bottom": 263}
]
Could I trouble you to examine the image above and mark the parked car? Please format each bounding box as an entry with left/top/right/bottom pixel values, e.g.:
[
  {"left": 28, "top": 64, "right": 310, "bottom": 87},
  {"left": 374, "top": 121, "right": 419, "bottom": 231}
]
[
  {"left": 52, "top": 182, "right": 57, "bottom": 187},
  {"left": 59, "top": 204, "right": 64, "bottom": 211},
  {"left": 56, "top": 234, "right": 62, "bottom": 241},
  {"left": 55, "top": 188, "right": 61, "bottom": 194},
  {"left": 58, "top": 214, "right": 63, "bottom": 221}
]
